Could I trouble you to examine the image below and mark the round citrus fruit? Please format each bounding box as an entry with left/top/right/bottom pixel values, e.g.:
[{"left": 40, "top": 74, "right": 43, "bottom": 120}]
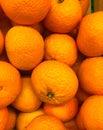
[
  {"left": 43, "top": 0, "right": 82, "bottom": 33},
  {"left": 16, "top": 108, "right": 45, "bottom": 130},
  {"left": 77, "top": 11, "right": 103, "bottom": 56},
  {"left": 44, "top": 34, "right": 78, "bottom": 66},
  {"left": 78, "top": 57, "right": 103, "bottom": 95},
  {"left": 43, "top": 97, "right": 78, "bottom": 122},
  {"left": 79, "top": 95, "right": 103, "bottom": 129},
  {"left": 0, "top": 0, "right": 50, "bottom": 25},
  {"left": 0, "top": 107, "right": 8, "bottom": 130},
  {"left": 12, "top": 77, "right": 42, "bottom": 112},
  {"left": 31, "top": 60, "right": 78, "bottom": 104},
  {"left": 26, "top": 114, "right": 67, "bottom": 130},
  {"left": 5, "top": 26, "right": 44, "bottom": 70},
  {"left": 5, "top": 107, "right": 17, "bottom": 130},
  {"left": 0, "top": 61, "right": 21, "bottom": 108}
]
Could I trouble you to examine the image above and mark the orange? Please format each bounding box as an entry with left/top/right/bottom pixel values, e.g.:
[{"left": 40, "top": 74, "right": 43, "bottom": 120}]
[
  {"left": 5, "top": 26, "right": 44, "bottom": 70},
  {"left": 26, "top": 114, "right": 67, "bottom": 130},
  {"left": 16, "top": 108, "right": 45, "bottom": 130},
  {"left": 64, "top": 119, "right": 78, "bottom": 130},
  {"left": 44, "top": 34, "right": 78, "bottom": 66},
  {"left": 12, "top": 77, "right": 42, "bottom": 112},
  {"left": 78, "top": 57, "right": 103, "bottom": 95},
  {"left": 0, "top": 29, "right": 4, "bottom": 54},
  {"left": 0, "top": 0, "right": 50, "bottom": 25},
  {"left": 77, "top": 11, "right": 103, "bottom": 56},
  {"left": 0, "top": 61, "right": 21, "bottom": 108},
  {"left": 43, "top": 97, "right": 78, "bottom": 122},
  {"left": 0, "top": 107, "right": 8, "bottom": 130},
  {"left": 43, "top": 0, "right": 82, "bottom": 33},
  {"left": 5, "top": 107, "right": 17, "bottom": 130},
  {"left": 79, "top": 95, "right": 103, "bottom": 129},
  {"left": 79, "top": 0, "right": 90, "bottom": 16},
  {"left": 31, "top": 60, "right": 78, "bottom": 104}
]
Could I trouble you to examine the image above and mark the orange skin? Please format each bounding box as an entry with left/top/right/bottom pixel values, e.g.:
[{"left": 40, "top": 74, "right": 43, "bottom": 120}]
[
  {"left": 79, "top": 0, "right": 90, "bottom": 16},
  {"left": 0, "top": 61, "right": 22, "bottom": 108},
  {"left": 78, "top": 57, "right": 103, "bottom": 95},
  {"left": 5, "top": 26, "right": 44, "bottom": 70},
  {"left": 16, "top": 108, "right": 45, "bottom": 130},
  {"left": 44, "top": 34, "right": 78, "bottom": 66},
  {"left": 0, "top": 0, "right": 50, "bottom": 25},
  {"left": 79, "top": 95, "right": 103, "bottom": 129},
  {"left": 0, "top": 107, "right": 9, "bottom": 130},
  {"left": 12, "top": 77, "right": 42, "bottom": 112},
  {"left": 43, "top": 97, "right": 79, "bottom": 122},
  {"left": 43, "top": 0, "right": 82, "bottom": 33},
  {"left": 26, "top": 114, "right": 67, "bottom": 130},
  {"left": 77, "top": 11, "right": 103, "bottom": 56},
  {"left": 31, "top": 60, "right": 78, "bottom": 105},
  {"left": 5, "top": 107, "right": 17, "bottom": 130}
]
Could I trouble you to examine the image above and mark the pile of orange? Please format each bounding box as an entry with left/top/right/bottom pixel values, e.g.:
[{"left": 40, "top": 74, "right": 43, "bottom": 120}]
[{"left": 0, "top": 0, "right": 103, "bottom": 130}]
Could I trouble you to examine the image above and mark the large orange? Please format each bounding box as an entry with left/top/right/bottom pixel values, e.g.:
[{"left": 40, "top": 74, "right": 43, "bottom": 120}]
[
  {"left": 77, "top": 11, "right": 103, "bottom": 56},
  {"left": 79, "top": 95, "right": 103, "bottom": 129},
  {"left": 0, "top": 0, "right": 50, "bottom": 25},
  {"left": 26, "top": 114, "right": 67, "bottom": 130},
  {"left": 78, "top": 57, "right": 103, "bottom": 95},
  {"left": 31, "top": 60, "right": 78, "bottom": 104},
  {"left": 12, "top": 77, "right": 42, "bottom": 112},
  {"left": 5, "top": 26, "right": 44, "bottom": 70},
  {"left": 44, "top": 34, "right": 78, "bottom": 66},
  {"left": 43, "top": 97, "right": 78, "bottom": 122},
  {"left": 0, "top": 107, "right": 8, "bottom": 130},
  {"left": 43, "top": 0, "right": 82, "bottom": 33},
  {"left": 0, "top": 61, "right": 21, "bottom": 108}
]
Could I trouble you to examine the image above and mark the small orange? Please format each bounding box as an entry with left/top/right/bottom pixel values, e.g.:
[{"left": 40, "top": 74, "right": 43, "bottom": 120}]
[
  {"left": 43, "top": 0, "right": 82, "bottom": 33},
  {"left": 0, "top": 107, "right": 8, "bottom": 130},
  {"left": 5, "top": 26, "right": 44, "bottom": 70},
  {"left": 12, "top": 77, "right": 42, "bottom": 112},
  {"left": 0, "top": 61, "right": 21, "bottom": 108},
  {"left": 5, "top": 107, "right": 17, "bottom": 130},
  {"left": 44, "top": 34, "right": 78, "bottom": 66},
  {"left": 79, "top": 95, "right": 103, "bottom": 129},
  {"left": 78, "top": 57, "right": 103, "bottom": 95},
  {"left": 16, "top": 108, "right": 45, "bottom": 130},
  {"left": 31, "top": 60, "right": 78, "bottom": 104},
  {"left": 77, "top": 11, "right": 103, "bottom": 56},
  {"left": 79, "top": 0, "right": 90, "bottom": 16},
  {"left": 0, "top": 0, "right": 50, "bottom": 25},
  {"left": 43, "top": 97, "right": 78, "bottom": 122},
  {"left": 26, "top": 114, "right": 67, "bottom": 130},
  {"left": 0, "top": 29, "right": 4, "bottom": 54}
]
